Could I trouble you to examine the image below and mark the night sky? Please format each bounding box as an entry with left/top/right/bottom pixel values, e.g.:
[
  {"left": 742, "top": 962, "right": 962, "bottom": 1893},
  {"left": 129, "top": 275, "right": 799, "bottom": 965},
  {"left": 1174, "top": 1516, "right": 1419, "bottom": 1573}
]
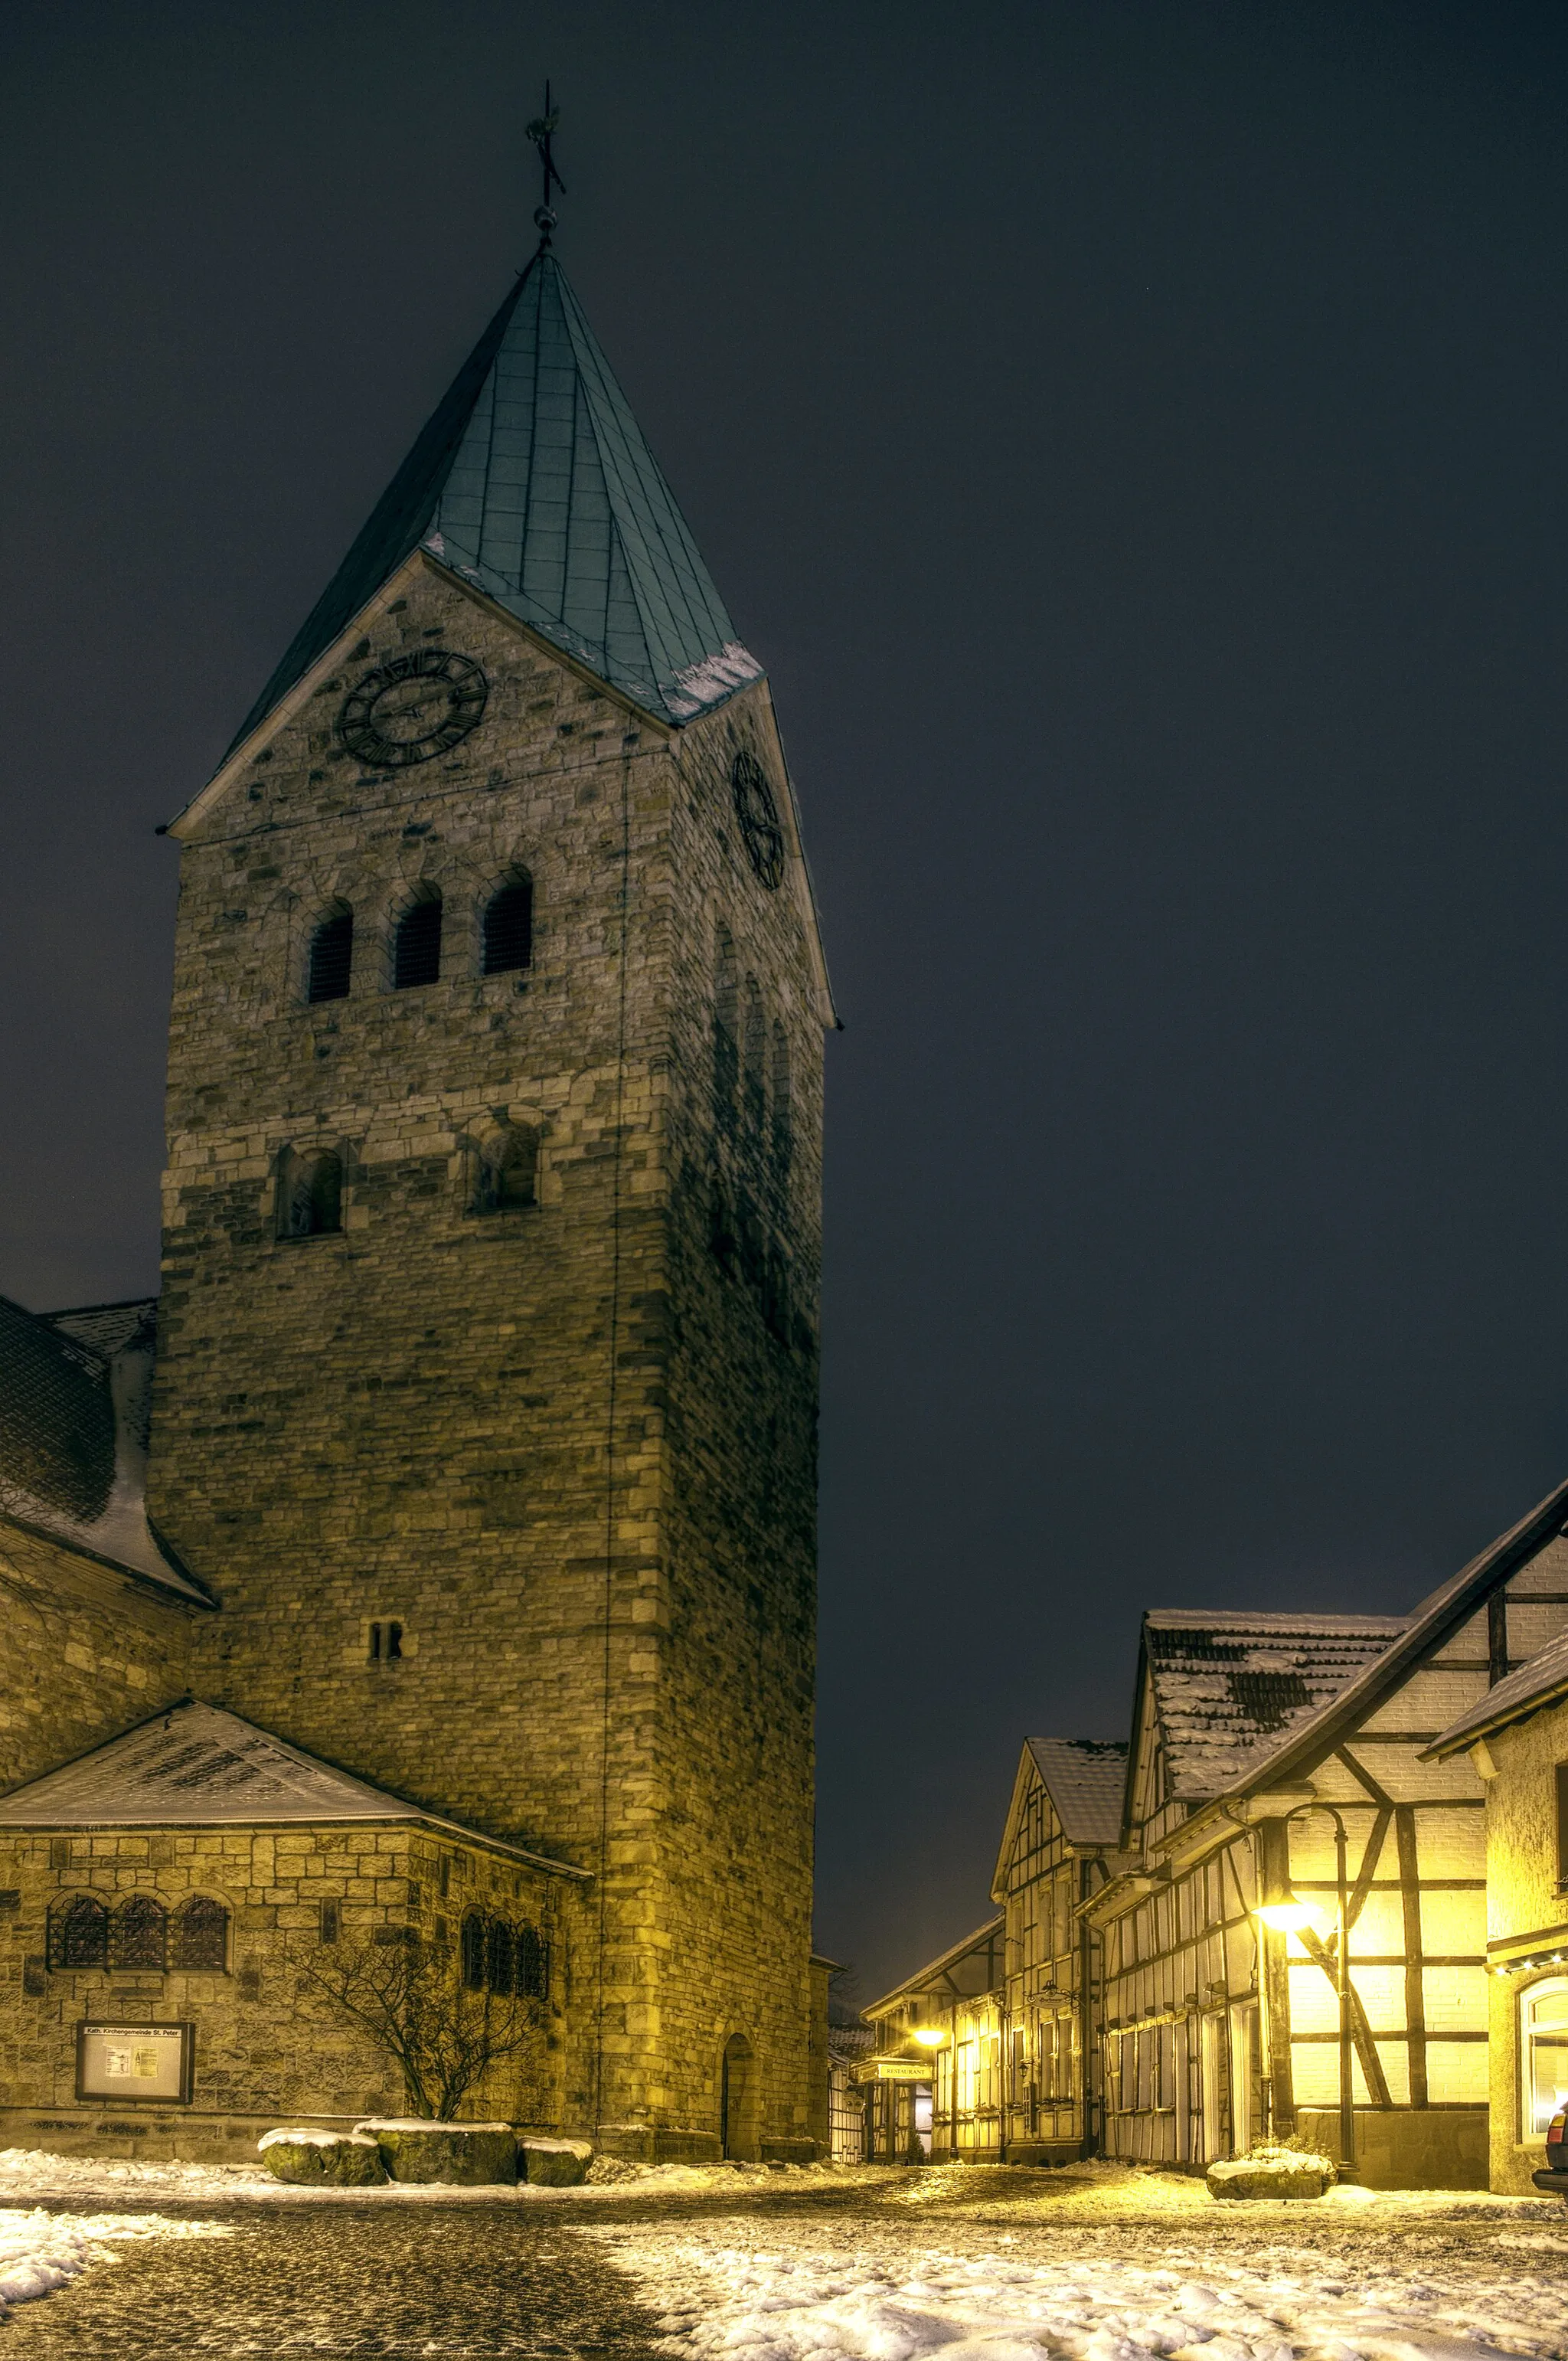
[{"left": 5, "top": 2, "right": 1568, "bottom": 2001}]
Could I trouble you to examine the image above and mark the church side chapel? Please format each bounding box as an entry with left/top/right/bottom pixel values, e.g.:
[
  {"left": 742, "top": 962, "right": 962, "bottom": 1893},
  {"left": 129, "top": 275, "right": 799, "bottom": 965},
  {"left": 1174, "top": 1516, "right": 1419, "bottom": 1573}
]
[{"left": 0, "top": 150, "right": 834, "bottom": 2162}]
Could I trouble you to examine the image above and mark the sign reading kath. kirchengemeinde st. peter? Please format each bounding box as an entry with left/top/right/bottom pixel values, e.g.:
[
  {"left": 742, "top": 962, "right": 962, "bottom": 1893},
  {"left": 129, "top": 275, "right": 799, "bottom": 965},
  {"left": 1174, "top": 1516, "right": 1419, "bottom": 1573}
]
[{"left": 76, "top": 2021, "right": 194, "bottom": 2103}]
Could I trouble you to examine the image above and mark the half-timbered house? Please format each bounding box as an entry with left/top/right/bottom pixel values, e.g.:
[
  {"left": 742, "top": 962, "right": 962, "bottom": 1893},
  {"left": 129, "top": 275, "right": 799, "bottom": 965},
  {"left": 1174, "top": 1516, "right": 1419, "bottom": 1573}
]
[
  {"left": 990, "top": 1737, "right": 1126, "bottom": 2161},
  {"left": 1084, "top": 1477, "right": 1568, "bottom": 2188},
  {"left": 859, "top": 1918, "right": 1005, "bottom": 2161}
]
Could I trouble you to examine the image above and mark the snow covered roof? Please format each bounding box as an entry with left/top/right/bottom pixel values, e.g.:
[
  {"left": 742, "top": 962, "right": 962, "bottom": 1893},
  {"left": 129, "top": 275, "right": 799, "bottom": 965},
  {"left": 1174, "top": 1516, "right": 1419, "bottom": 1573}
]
[
  {"left": 1210, "top": 1471, "right": 1568, "bottom": 1798},
  {"left": 221, "top": 248, "right": 760, "bottom": 754},
  {"left": 1025, "top": 1737, "right": 1128, "bottom": 1846},
  {"left": 0, "top": 1700, "right": 588, "bottom": 1875},
  {"left": 0, "top": 1293, "right": 205, "bottom": 1604},
  {"left": 864, "top": 1916, "right": 1005, "bottom": 2017},
  {"left": 1144, "top": 1609, "right": 1407, "bottom": 1801},
  {"left": 1428, "top": 1621, "right": 1568, "bottom": 1759}
]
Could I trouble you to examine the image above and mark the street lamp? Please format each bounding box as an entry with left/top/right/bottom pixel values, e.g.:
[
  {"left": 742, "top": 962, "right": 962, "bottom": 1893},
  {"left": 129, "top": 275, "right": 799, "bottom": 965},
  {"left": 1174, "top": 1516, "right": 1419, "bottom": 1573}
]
[
  {"left": 1253, "top": 1801, "right": 1357, "bottom": 2180},
  {"left": 910, "top": 2026, "right": 948, "bottom": 2048}
]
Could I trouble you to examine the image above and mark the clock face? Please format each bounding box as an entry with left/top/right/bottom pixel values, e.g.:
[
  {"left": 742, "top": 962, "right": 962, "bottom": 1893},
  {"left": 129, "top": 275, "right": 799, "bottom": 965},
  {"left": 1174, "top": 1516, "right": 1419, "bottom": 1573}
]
[
  {"left": 338, "top": 649, "right": 488, "bottom": 769},
  {"left": 730, "top": 750, "right": 786, "bottom": 889}
]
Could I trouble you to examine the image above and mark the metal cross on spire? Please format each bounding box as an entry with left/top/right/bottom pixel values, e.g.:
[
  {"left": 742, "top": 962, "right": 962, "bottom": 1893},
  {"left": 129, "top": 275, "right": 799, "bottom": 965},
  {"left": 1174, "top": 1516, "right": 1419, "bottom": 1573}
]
[{"left": 526, "top": 83, "right": 566, "bottom": 249}]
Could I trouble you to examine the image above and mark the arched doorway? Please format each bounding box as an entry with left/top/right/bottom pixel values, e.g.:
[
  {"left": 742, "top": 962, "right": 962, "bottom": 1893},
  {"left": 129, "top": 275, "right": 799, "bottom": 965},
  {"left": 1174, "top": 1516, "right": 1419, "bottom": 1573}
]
[{"left": 720, "top": 2032, "right": 758, "bottom": 2160}]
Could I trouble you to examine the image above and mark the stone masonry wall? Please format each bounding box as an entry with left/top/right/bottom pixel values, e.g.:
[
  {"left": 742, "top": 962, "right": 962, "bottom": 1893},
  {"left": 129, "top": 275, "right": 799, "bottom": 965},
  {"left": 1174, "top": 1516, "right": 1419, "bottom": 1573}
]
[
  {"left": 0, "top": 1524, "right": 198, "bottom": 1794},
  {"left": 147, "top": 555, "right": 824, "bottom": 2153},
  {"left": 0, "top": 1820, "right": 571, "bottom": 2160}
]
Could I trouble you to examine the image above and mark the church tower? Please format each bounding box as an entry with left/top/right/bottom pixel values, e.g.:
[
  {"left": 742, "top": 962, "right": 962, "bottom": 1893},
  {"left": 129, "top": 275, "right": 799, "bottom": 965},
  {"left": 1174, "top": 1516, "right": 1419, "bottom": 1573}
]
[{"left": 147, "top": 223, "right": 834, "bottom": 2156}]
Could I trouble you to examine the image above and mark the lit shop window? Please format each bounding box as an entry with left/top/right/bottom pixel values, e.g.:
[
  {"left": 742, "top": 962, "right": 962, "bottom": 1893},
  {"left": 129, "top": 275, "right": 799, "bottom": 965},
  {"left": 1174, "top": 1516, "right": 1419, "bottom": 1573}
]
[{"left": 1522, "top": 1977, "right": 1568, "bottom": 2137}]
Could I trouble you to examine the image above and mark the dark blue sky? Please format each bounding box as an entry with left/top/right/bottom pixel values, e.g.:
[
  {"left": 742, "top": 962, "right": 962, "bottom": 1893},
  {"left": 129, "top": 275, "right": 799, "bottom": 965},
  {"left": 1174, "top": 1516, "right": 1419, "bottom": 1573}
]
[{"left": 4, "top": 1, "right": 1568, "bottom": 1997}]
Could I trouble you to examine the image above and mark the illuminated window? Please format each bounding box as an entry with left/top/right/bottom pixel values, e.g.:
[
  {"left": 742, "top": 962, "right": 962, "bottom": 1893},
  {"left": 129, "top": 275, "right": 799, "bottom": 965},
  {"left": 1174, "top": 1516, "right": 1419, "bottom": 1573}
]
[{"left": 1521, "top": 1977, "right": 1568, "bottom": 2137}]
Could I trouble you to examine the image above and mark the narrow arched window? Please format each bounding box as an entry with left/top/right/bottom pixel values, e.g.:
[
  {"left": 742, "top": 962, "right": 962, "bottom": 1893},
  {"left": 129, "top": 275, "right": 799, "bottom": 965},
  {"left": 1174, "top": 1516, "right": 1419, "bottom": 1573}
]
[
  {"left": 743, "top": 979, "right": 766, "bottom": 1133},
  {"left": 772, "top": 1024, "right": 792, "bottom": 1176},
  {"left": 486, "top": 1918, "right": 516, "bottom": 1995},
  {"left": 710, "top": 1171, "right": 735, "bottom": 1270},
  {"left": 394, "top": 890, "right": 443, "bottom": 989},
  {"left": 110, "top": 1895, "right": 168, "bottom": 1971},
  {"left": 307, "top": 904, "right": 354, "bottom": 1002},
  {"left": 473, "top": 1127, "right": 537, "bottom": 1215},
  {"left": 460, "top": 1910, "right": 487, "bottom": 1991},
  {"left": 47, "top": 1894, "right": 108, "bottom": 1970},
  {"left": 517, "top": 1924, "right": 547, "bottom": 2000},
  {"left": 483, "top": 876, "right": 533, "bottom": 975},
  {"left": 714, "top": 924, "right": 738, "bottom": 1124},
  {"left": 277, "top": 1146, "right": 342, "bottom": 1239},
  {"left": 172, "top": 1895, "right": 229, "bottom": 1972}
]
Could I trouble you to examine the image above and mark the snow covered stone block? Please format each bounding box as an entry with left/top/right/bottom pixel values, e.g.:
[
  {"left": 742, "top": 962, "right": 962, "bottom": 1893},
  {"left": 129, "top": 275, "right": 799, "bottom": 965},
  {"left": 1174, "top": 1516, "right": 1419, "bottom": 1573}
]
[
  {"left": 1206, "top": 2150, "right": 1334, "bottom": 2201},
  {"left": 355, "top": 2118, "right": 518, "bottom": 2184},
  {"left": 521, "top": 2137, "right": 593, "bottom": 2186},
  {"left": 258, "top": 2128, "right": 387, "bottom": 2186}
]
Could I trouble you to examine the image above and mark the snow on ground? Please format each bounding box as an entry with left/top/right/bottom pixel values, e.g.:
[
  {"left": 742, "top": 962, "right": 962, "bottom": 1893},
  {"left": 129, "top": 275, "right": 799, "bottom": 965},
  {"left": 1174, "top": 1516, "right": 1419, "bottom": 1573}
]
[
  {"left": 600, "top": 2166, "right": 1568, "bottom": 2361},
  {"left": 0, "top": 2145, "right": 877, "bottom": 2206},
  {"left": 610, "top": 2233, "right": 1568, "bottom": 2361},
  {"left": 0, "top": 2207, "right": 229, "bottom": 2318}
]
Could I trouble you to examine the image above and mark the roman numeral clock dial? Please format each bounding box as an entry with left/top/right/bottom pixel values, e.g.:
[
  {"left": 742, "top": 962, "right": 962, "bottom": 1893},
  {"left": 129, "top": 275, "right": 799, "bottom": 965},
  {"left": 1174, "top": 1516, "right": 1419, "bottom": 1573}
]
[{"left": 337, "top": 649, "right": 489, "bottom": 768}]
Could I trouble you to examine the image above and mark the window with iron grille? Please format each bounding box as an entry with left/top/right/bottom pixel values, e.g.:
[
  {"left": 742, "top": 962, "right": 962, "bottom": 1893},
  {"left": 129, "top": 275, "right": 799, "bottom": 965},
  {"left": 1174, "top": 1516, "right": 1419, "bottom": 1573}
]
[
  {"left": 518, "top": 1923, "right": 547, "bottom": 2000},
  {"left": 483, "top": 878, "right": 533, "bottom": 975},
  {"left": 486, "top": 1918, "right": 515, "bottom": 1994},
  {"left": 394, "top": 893, "right": 443, "bottom": 989},
  {"left": 172, "top": 1895, "right": 229, "bottom": 1971},
  {"left": 307, "top": 905, "right": 354, "bottom": 1002},
  {"left": 460, "top": 1910, "right": 487, "bottom": 1990},
  {"left": 47, "top": 1894, "right": 108, "bottom": 1970},
  {"left": 110, "top": 1895, "right": 168, "bottom": 1972}
]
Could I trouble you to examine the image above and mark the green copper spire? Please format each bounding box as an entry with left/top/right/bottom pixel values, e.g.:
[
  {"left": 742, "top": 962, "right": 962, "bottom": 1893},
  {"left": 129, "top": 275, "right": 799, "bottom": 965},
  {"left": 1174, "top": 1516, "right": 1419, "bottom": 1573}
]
[{"left": 228, "top": 249, "right": 760, "bottom": 755}]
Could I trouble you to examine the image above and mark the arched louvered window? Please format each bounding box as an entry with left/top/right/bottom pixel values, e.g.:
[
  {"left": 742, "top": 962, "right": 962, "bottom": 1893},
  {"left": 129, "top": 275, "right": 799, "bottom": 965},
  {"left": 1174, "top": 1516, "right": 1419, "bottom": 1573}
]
[
  {"left": 743, "top": 979, "right": 766, "bottom": 1133},
  {"left": 307, "top": 904, "right": 354, "bottom": 1003},
  {"left": 111, "top": 1895, "right": 168, "bottom": 1972},
  {"left": 486, "top": 1918, "right": 515, "bottom": 1995},
  {"left": 47, "top": 1894, "right": 108, "bottom": 1971},
  {"left": 394, "top": 891, "right": 443, "bottom": 989},
  {"left": 277, "top": 1146, "right": 342, "bottom": 1239},
  {"left": 517, "top": 1924, "right": 547, "bottom": 2000},
  {"left": 771, "top": 1024, "right": 792, "bottom": 1176},
  {"left": 459, "top": 1910, "right": 487, "bottom": 1991},
  {"left": 483, "top": 877, "right": 533, "bottom": 976},
  {"left": 713, "top": 924, "right": 738, "bottom": 1122},
  {"left": 472, "top": 1127, "right": 537, "bottom": 1215}
]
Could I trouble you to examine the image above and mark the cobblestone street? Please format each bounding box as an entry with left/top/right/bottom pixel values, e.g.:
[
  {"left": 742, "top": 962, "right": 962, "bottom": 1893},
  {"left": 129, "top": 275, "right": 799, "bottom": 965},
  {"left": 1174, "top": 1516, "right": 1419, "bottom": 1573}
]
[
  {"left": 2, "top": 2198, "right": 675, "bottom": 2359},
  {"left": 5, "top": 2170, "right": 1568, "bottom": 2360}
]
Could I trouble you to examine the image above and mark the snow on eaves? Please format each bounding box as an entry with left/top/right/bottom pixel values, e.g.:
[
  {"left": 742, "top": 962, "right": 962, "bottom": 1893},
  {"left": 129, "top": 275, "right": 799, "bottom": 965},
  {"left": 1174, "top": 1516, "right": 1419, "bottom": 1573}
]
[{"left": 1144, "top": 1609, "right": 1408, "bottom": 1801}]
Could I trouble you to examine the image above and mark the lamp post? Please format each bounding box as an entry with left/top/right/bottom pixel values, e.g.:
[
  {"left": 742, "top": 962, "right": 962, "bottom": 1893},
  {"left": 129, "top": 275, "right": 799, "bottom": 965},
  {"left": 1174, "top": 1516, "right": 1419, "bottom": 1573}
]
[{"left": 1253, "top": 1801, "right": 1356, "bottom": 2180}]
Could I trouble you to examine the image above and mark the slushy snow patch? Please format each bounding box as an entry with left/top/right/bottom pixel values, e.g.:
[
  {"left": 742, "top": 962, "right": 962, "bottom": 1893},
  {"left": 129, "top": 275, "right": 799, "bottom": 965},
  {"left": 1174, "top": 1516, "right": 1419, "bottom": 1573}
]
[
  {"left": 0, "top": 2208, "right": 229, "bottom": 2318},
  {"left": 257, "top": 2129, "right": 380, "bottom": 2153},
  {"left": 609, "top": 2233, "right": 1568, "bottom": 2361}
]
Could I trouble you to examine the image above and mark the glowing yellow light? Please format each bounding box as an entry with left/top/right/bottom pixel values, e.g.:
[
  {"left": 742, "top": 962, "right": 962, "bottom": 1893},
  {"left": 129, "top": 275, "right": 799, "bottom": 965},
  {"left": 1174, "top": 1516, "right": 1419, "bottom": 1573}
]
[
  {"left": 1254, "top": 1901, "right": 1318, "bottom": 1932},
  {"left": 910, "top": 2026, "right": 948, "bottom": 2049}
]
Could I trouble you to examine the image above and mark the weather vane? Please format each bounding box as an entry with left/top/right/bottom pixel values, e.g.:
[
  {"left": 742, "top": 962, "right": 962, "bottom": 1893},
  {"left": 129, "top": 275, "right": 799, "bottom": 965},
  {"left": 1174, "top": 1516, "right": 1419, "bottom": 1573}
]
[{"left": 526, "top": 83, "right": 565, "bottom": 249}]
